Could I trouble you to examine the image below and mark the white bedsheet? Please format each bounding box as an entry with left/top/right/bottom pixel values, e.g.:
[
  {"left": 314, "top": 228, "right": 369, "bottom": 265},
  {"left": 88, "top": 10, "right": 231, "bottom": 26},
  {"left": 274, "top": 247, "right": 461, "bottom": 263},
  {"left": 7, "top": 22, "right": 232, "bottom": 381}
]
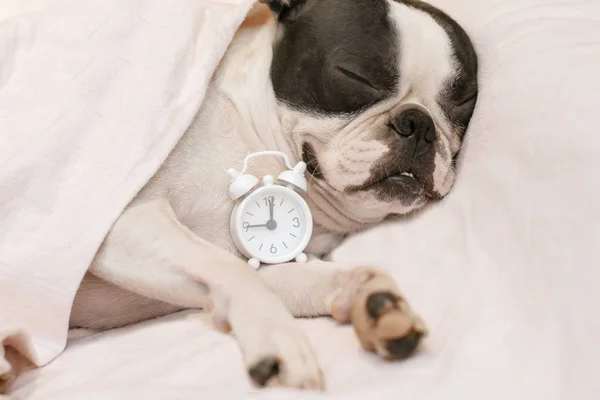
[
  {"left": 0, "top": 0, "right": 253, "bottom": 381},
  {"left": 6, "top": 0, "right": 600, "bottom": 398}
]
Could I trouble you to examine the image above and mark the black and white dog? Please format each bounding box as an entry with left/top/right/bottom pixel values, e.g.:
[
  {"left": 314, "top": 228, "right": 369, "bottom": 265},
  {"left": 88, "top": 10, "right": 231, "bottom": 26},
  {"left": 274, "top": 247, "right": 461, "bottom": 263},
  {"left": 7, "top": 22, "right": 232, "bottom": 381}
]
[{"left": 70, "top": 0, "right": 478, "bottom": 390}]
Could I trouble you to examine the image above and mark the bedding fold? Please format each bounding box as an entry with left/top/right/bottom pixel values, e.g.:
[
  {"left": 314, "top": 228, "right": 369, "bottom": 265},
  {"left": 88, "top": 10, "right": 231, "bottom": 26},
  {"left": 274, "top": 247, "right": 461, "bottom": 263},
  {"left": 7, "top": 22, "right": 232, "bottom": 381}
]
[{"left": 0, "top": 0, "right": 254, "bottom": 373}]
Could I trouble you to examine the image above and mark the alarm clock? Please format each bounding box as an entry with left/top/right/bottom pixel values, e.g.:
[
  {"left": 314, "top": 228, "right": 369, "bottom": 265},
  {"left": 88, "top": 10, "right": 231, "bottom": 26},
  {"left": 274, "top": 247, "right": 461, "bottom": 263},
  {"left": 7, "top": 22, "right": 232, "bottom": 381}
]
[{"left": 227, "top": 151, "right": 313, "bottom": 269}]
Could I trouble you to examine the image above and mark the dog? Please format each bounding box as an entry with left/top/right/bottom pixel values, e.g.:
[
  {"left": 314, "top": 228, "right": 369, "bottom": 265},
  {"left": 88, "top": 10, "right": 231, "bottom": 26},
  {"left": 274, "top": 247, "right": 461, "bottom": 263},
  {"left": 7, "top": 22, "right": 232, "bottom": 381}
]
[{"left": 69, "top": 0, "right": 477, "bottom": 390}]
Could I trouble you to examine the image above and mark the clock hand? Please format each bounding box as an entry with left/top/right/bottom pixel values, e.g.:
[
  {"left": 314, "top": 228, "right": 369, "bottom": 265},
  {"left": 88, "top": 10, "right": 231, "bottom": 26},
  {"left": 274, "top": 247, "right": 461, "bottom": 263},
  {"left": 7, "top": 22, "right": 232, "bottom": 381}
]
[
  {"left": 268, "top": 196, "right": 275, "bottom": 222},
  {"left": 265, "top": 196, "right": 279, "bottom": 231},
  {"left": 242, "top": 222, "right": 268, "bottom": 232}
]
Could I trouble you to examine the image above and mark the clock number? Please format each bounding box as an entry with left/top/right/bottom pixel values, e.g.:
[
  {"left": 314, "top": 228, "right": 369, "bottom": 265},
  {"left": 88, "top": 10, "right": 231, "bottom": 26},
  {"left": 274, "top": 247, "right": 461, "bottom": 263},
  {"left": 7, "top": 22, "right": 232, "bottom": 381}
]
[
  {"left": 242, "top": 222, "right": 250, "bottom": 232},
  {"left": 263, "top": 196, "right": 275, "bottom": 207},
  {"left": 270, "top": 244, "right": 277, "bottom": 254},
  {"left": 293, "top": 217, "right": 300, "bottom": 228}
]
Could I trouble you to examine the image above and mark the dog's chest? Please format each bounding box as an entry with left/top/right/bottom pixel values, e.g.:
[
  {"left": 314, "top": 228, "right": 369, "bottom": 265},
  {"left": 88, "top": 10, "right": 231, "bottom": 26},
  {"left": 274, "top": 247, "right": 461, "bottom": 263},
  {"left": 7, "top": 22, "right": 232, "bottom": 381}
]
[
  {"left": 137, "top": 91, "right": 247, "bottom": 254},
  {"left": 174, "top": 184, "right": 235, "bottom": 253},
  {"left": 143, "top": 90, "right": 347, "bottom": 259}
]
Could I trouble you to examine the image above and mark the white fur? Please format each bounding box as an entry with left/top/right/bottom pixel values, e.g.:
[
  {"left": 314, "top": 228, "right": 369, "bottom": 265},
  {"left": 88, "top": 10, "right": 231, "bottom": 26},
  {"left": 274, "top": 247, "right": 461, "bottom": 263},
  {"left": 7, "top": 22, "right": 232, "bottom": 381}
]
[
  {"left": 389, "top": 1, "right": 461, "bottom": 196},
  {"left": 390, "top": 1, "right": 454, "bottom": 106}
]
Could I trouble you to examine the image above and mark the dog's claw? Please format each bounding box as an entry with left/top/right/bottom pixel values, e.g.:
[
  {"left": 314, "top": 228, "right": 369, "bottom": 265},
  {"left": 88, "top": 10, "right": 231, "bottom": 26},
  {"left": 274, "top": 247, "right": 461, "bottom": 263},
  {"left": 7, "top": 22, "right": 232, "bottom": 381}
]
[{"left": 248, "top": 356, "right": 281, "bottom": 387}]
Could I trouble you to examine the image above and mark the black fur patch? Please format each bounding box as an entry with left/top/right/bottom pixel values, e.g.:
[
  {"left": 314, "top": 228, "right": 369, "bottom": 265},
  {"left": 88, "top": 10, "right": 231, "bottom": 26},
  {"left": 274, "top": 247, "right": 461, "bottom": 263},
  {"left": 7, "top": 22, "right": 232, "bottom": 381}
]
[
  {"left": 261, "top": 0, "right": 307, "bottom": 21},
  {"left": 270, "top": 0, "right": 478, "bottom": 124},
  {"left": 270, "top": 0, "right": 399, "bottom": 114}
]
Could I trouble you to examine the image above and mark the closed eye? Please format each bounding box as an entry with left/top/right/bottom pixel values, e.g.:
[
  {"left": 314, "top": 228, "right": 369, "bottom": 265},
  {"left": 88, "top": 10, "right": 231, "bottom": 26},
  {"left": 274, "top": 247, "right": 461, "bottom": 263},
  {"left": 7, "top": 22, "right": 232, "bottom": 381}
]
[{"left": 336, "top": 66, "right": 377, "bottom": 90}]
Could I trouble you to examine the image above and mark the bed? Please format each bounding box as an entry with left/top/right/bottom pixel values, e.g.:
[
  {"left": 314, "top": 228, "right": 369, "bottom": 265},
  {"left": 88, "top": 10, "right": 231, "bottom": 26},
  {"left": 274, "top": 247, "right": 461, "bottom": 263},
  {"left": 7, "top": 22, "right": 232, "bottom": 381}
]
[{"left": 3, "top": 0, "right": 599, "bottom": 398}]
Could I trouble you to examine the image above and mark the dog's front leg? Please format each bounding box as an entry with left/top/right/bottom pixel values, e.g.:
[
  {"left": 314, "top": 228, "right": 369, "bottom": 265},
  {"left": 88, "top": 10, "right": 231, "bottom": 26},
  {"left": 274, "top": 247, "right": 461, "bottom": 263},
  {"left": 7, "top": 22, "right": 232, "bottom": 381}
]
[
  {"left": 90, "top": 199, "right": 323, "bottom": 389},
  {"left": 258, "top": 261, "right": 428, "bottom": 360}
]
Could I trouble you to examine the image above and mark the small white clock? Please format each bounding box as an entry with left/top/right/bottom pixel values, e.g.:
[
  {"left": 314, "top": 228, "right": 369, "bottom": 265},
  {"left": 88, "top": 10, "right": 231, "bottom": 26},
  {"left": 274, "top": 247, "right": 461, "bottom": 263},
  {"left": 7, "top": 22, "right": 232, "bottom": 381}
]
[{"left": 227, "top": 151, "right": 313, "bottom": 269}]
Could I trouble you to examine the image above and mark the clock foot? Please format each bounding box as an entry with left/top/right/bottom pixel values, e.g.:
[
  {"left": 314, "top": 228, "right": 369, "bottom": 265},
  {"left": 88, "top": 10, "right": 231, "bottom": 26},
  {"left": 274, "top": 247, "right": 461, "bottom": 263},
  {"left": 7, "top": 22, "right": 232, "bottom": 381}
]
[
  {"left": 248, "top": 258, "right": 261, "bottom": 270},
  {"left": 295, "top": 253, "right": 308, "bottom": 263}
]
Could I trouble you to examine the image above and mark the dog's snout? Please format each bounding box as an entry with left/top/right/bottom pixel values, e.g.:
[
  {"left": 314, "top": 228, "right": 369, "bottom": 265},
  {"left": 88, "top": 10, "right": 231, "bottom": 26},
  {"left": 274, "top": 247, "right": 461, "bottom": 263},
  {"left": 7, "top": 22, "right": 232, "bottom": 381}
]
[{"left": 390, "top": 109, "right": 435, "bottom": 144}]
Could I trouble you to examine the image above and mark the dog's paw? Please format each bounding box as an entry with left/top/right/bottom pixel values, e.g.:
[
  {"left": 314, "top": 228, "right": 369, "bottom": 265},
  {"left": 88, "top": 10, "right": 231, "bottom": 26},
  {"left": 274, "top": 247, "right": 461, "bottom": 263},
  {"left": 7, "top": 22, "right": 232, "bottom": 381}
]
[
  {"left": 223, "top": 293, "right": 324, "bottom": 390},
  {"left": 241, "top": 323, "right": 324, "bottom": 390},
  {"left": 331, "top": 268, "right": 427, "bottom": 360}
]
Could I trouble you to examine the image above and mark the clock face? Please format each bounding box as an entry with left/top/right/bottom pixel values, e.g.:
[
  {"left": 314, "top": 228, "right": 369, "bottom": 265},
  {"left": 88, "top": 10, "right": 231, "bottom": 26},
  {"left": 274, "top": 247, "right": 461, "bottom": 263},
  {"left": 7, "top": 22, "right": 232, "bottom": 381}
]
[{"left": 233, "top": 185, "right": 312, "bottom": 264}]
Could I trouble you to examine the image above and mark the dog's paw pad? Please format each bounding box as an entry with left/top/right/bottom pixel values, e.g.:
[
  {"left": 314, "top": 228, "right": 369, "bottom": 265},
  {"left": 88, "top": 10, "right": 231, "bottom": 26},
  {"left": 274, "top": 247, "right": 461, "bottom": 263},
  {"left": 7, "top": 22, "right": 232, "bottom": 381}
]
[
  {"left": 348, "top": 276, "right": 427, "bottom": 360},
  {"left": 248, "top": 356, "right": 281, "bottom": 387},
  {"left": 366, "top": 291, "right": 399, "bottom": 319},
  {"left": 383, "top": 329, "right": 425, "bottom": 359}
]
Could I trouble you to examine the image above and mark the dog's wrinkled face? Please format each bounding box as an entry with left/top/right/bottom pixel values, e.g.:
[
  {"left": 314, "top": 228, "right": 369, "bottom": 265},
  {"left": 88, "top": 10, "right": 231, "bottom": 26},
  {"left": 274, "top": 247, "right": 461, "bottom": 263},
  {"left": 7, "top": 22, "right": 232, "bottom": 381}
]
[{"left": 266, "top": 0, "right": 478, "bottom": 223}]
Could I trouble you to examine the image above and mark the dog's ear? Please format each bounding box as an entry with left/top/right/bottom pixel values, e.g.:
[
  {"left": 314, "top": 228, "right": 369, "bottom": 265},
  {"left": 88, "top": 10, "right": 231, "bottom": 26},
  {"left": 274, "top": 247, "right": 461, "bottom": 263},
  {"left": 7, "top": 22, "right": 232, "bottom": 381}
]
[{"left": 259, "top": 0, "right": 307, "bottom": 22}]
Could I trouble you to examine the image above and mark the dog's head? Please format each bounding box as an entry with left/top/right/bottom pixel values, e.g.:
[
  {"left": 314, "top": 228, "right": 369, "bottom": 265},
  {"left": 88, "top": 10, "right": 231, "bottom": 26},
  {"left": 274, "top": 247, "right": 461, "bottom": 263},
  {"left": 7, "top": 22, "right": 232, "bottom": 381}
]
[{"left": 263, "top": 0, "right": 478, "bottom": 225}]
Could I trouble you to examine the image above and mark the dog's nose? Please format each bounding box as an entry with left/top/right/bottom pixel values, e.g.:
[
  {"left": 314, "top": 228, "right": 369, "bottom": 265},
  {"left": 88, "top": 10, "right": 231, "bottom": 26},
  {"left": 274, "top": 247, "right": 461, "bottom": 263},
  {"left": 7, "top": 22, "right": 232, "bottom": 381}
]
[{"left": 389, "top": 109, "right": 436, "bottom": 143}]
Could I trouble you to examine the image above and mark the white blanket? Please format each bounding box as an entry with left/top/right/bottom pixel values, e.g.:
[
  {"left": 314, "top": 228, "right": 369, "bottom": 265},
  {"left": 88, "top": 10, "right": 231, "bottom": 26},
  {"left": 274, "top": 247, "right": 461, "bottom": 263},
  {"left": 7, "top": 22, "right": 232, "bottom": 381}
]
[
  {"left": 0, "top": 0, "right": 253, "bottom": 376},
  {"left": 3, "top": 0, "right": 600, "bottom": 399}
]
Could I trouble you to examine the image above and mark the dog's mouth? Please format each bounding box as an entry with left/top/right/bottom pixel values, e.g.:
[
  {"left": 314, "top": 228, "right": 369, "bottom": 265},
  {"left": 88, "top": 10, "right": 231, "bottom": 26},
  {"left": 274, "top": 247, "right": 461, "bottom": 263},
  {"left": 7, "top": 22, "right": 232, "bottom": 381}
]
[
  {"left": 392, "top": 171, "right": 415, "bottom": 180},
  {"left": 369, "top": 170, "right": 424, "bottom": 195},
  {"left": 302, "top": 141, "right": 441, "bottom": 202},
  {"left": 350, "top": 167, "right": 442, "bottom": 202}
]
